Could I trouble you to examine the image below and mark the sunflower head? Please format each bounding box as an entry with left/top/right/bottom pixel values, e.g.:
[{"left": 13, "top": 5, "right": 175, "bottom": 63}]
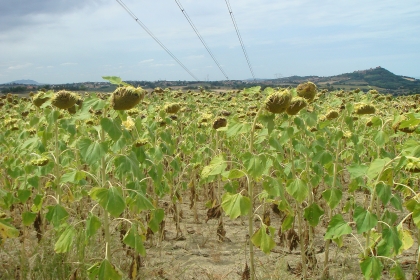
[
  {"left": 286, "top": 97, "right": 308, "bottom": 115},
  {"left": 51, "top": 90, "right": 78, "bottom": 109},
  {"left": 31, "top": 157, "right": 49, "bottom": 166},
  {"left": 296, "top": 82, "right": 317, "bottom": 101},
  {"left": 354, "top": 103, "right": 376, "bottom": 115},
  {"left": 164, "top": 103, "right": 182, "bottom": 114},
  {"left": 264, "top": 89, "right": 292, "bottom": 114},
  {"left": 134, "top": 138, "right": 149, "bottom": 147},
  {"left": 111, "top": 86, "right": 145, "bottom": 111},
  {"left": 213, "top": 117, "right": 227, "bottom": 129},
  {"left": 325, "top": 110, "right": 339, "bottom": 120},
  {"left": 33, "top": 92, "right": 50, "bottom": 107},
  {"left": 405, "top": 158, "right": 420, "bottom": 173}
]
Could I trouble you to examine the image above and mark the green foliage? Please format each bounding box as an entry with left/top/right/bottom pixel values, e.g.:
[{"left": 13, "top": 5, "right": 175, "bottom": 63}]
[
  {"left": 251, "top": 225, "right": 276, "bottom": 254},
  {"left": 324, "top": 214, "right": 352, "bottom": 240},
  {"left": 90, "top": 187, "right": 126, "bottom": 217},
  {"left": 303, "top": 203, "right": 324, "bottom": 227},
  {"left": 123, "top": 224, "right": 146, "bottom": 256},
  {"left": 221, "top": 192, "right": 251, "bottom": 219},
  {"left": 360, "top": 257, "right": 383, "bottom": 280}
]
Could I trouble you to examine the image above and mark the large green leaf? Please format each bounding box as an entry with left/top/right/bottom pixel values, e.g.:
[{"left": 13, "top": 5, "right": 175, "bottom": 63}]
[
  {"left": 54, "top": 225, "right": 75, "bottom": 253},
  {"left": 102, "top": 75, "right": 129, "bottom": 87},
  {"left": 367, "top": 158, "right": 391, "bottom": 181},
  {"left": 148, "top": 208, "right": 164, "bottom": 233},
  {"left": 221, "top": 192, "right": 251, "bottom": 220},
  {"left": 281, "top": 214, "right": 294, "bottom": 231},
  {"left": 286, "top": 178, "right": 308, "bottom": 203},
  {"left": 353, "top": 206, "right": 378, "bottom": 234},
  {"left": 390, "top": 263, "right": 406, "bottom": 280},
  {"left": 375, "top": 183, "right": 391, "bottom": 205},
  {"left": 374, "top": 130, "right": 388, "bottom": 147},
  {"left": 377, "top": 226, "right": 402, "bottom": 257},
  {"left": 251, "top": 225, "right": 276, "bottom": 254},
  {"left": 46, "top": 204, "right": 69, "bottom": 228},
  {"left": 324, "top": 214, "right": 352, "bottom": 240},
  {"left": 360, "top": 257, "right": 383, "bottom": 280},
  {"left": 123, "top": 224, "right": 146, "bottom": 256},
  {"left": 22, "top": 212, "right": 37, "bottom": 226},
  {"left": 405, "top": 198, "right": 420, "bottom": 228},
  {"left": 60, "top": 170, "right": 86, "bottom": 184},
  {"left": 242, "top": 152, "right": 268, "bottom": 178},
  {"left": 226, "top": 121, "right": 251, "bottom": 138},
  {"left": 100, "top": 118, "right": 122, "bottom": 142},
  {"left": 262, "top": 177, "right": 284, "bottom": 198},
  {"left": 201, "top": 155, "right": 227, "bottom": 179},
  {"left": 322, "top": 188, "right": 342, "bottom": 210},
  {"left": 98, "top": 259, "right": 122, "bottom": 280},
  {"left": 347, "top": 163, "right": 368, "bottom": 179},
  {"left": 90, "top": 187, "right": 126, "bottom": 217},
  {"left": 128, "top": 192, "right": 155, "bottom": 213},
  {"left": 77, "top": 138, "right": 108, "bottom": 165},
  {"left": 221, "top": 169, "right": 246, "bottom": 180},
  {"left": 0, "top": 218, "right": 19, "bottom": 243},
  {"left": 86, "top": 213, "right": 101, "bottom": 240},
  {"left": 313, "top": 149, "right": 333, "bottom": 166},
  {"left": 304, "top": 203, "right": 324, "bottom": 227},
  {"left": 114, "top": 153, "right": 141, "bottom": 180}
]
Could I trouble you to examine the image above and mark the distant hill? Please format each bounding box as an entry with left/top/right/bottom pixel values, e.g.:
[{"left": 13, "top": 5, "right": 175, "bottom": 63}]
[
  {"left": 5, "top": 79, "right": 43, "bottom": 85},
  {"left": 271, "top": 66, "right": 420, "bottom": 95}
]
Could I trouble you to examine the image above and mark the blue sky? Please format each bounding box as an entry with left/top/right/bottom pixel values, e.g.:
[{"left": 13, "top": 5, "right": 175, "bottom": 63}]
[{"left": 1, "top": 0, "right": 419, "bottom": 84}]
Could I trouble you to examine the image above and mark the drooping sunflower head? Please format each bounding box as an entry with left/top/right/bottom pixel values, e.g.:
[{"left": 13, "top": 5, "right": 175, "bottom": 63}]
[
  {"left": 32, "top": 92, "right": 50, "bottom": 107},
  {"left": 325, "top": 110, "right": 339, "bottom": 120},
  {"left": 111, "top": 86, "right": 145, "bottom": 111},
  {"left": 51, "top": 90, "right": 78, "bottom": 109},
  {"left": 296, "top": 82, "right": 317, "bottom": 102},
  {"left": 31, "top": 157, "right": 49, "bottom": 166},
  {"left": 134, "top": 138, "right": 149, "bottom": 148},
  {"left": 405, "top": 158, "right": 420, "bottom": 173},
  {"left": 164, "top": 103, "right": 182, "bottom": 114},
  {"left": 264, "top": 89, "right": 292, "bottom": 114},
  {"left": 213, "top": 117, "right": 227, "bottom": 129},
  {"left": 354, "top": 103, "right": 376, "bottom": 115},
  {"left": 286, "top": 97, "right": 308, "bottom": 115}
]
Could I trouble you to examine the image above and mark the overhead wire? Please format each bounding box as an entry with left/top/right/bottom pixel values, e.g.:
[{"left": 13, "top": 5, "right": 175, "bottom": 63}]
[
  {"left": 115, "top": 0, "right": 199, "bottom": 81},
  {"left": 174, "top": 0, "right": 229, "bottom": 80},
  {"left": 224, "top": 0, "right": 256, "bottom": 81}
]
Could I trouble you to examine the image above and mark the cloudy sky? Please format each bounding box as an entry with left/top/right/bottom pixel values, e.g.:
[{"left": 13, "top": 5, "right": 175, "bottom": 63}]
[{"left": 1, "top": 0, "right": 419, "bottom": 84}]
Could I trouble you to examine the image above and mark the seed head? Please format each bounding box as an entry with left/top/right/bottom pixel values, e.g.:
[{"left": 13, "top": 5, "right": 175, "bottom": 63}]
[
  {"left": 213, "top": 117, "right": 227, "bottom": 129},
  {"left": 264, "top": 89, "right": 292, "bottom": 114},
  {"left": 33, "top": 92, "right": 50, "bottom": 107},
  {"left": 286, "top": 97, "right": 308, "bottom": 115},
  {"left": 296, "top": 82, "right": 317, "bottom": 101},
  {"left": 51, "top": 90, "right": 78, "bottom": 109},
  {"left": 354, "top": 103, "right": 376, "bottom": 115},
  {"left": 254, "top": 123, "right": 263, "bottom": 130},
  {"left": 405, "top": 159, "right": 420, "bottom": 173},
  {"left": 325, "top": 110, "right": 339, "bottom": 120},
  {"left": 134, "top": 138, "right": 148, "bottom": 147},
  {"left": 111, "top": 86, "right": 145, "bottom": 110},
  {"left": 31, "top": 157, "right": 49, "bottom": 166},
  {"left": 164, "top": 103, "right": 181, "bottom": 114}
]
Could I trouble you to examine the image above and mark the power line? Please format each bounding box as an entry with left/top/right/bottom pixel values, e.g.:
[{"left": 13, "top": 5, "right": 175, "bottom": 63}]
[
  {"left": 174, "top": 0, "right": 229, "bottom": 80},
  {"left": 115, "top": 0, "right": 199, "bottom": 81},
  {"left": 224, "top": 0, "right": 256, "bottom": 81}
]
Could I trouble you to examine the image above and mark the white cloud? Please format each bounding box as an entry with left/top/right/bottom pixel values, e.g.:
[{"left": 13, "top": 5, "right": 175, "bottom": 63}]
[
  {"left": 151, "top": 63, "right": 176, "bottom": 67},
  {"left": 140, "top": 59, "right": 154, "bottom": 64},
  {"left": 8, "top": 63, "right": 33, "bottom": 70},
  {"left": 60, "top": 62, "right": 78, "bottom": 66}
]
